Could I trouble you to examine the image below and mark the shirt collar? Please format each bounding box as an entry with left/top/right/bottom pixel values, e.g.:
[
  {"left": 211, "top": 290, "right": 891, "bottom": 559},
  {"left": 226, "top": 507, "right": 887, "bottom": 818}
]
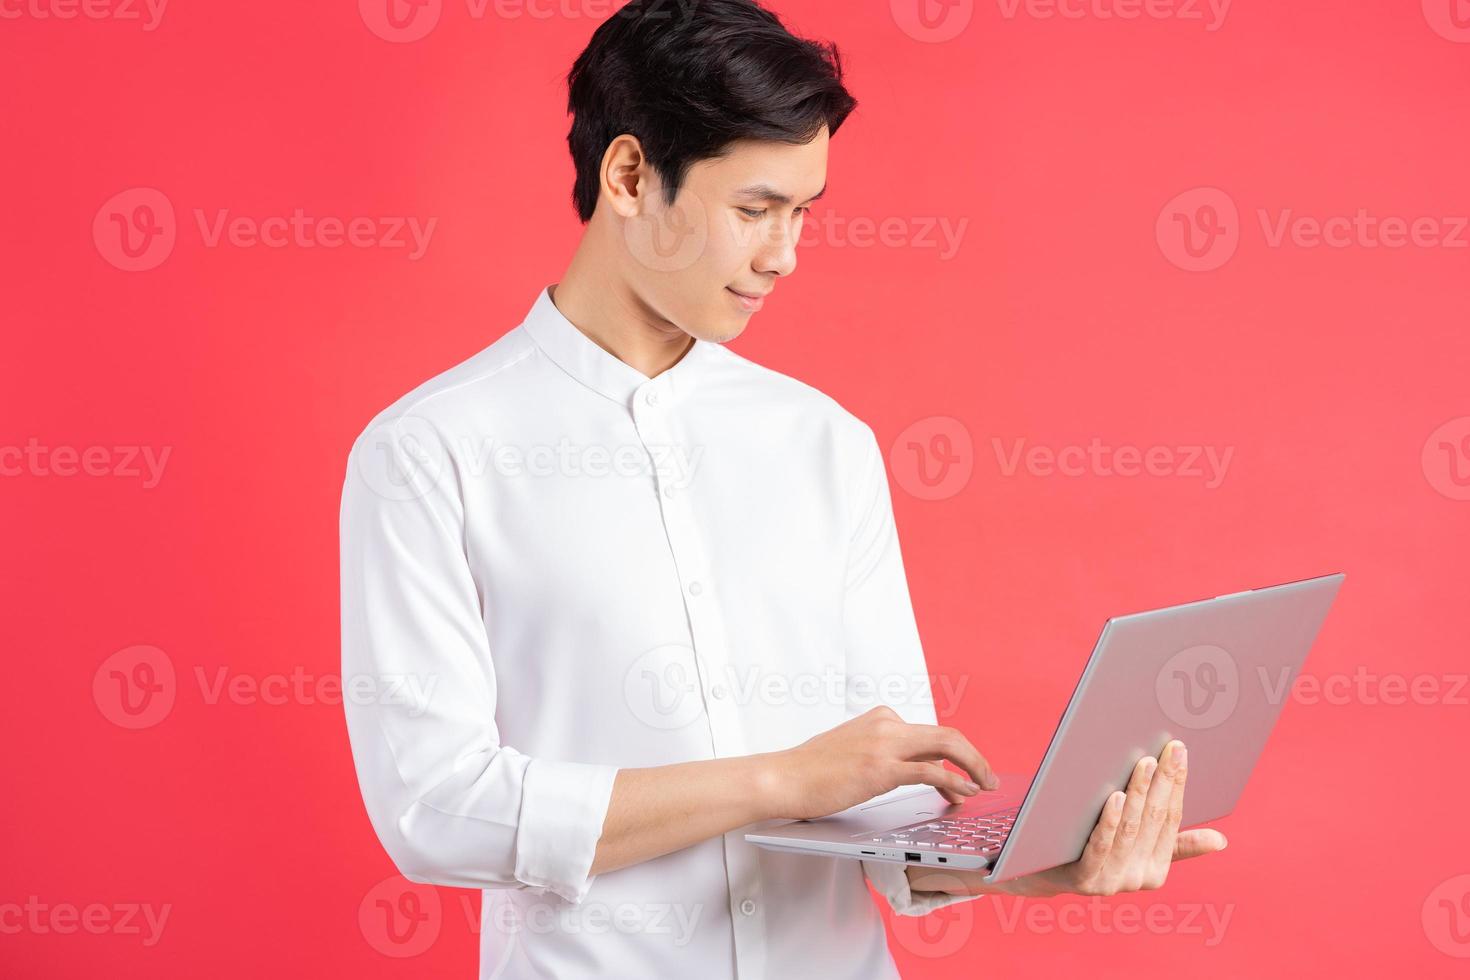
[{"left": 520, "top": 284, "right": 715, "bottom": 411}]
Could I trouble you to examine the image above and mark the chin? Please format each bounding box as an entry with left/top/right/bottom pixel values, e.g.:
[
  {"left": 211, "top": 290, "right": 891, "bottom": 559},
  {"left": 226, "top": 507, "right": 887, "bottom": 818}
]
[{"left": 702, "top": 320, "right": 747, "bottom": 344}]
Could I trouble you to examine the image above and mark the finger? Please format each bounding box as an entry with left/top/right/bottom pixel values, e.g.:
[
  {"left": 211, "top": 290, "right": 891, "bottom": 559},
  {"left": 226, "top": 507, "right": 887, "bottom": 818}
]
[
  {"left": 1173, "top": 828, "right": 1228, "bottom": 862},
  {"left": 899, "top": 761, "right": 981, "bottom": 799},
  {"left": 926, "top": 761, "right": 968, "bottom": 805},
  {"left": 1137, "top": 739, "right": 1185, "bottom": 864},
  {"left": 1101, "top": 754, "right": 1156, "bottom": 876},
  {"left": 1074, "top": 790, "right": 1126, "bottom": 882},
  {"left": 901, "top": 724, "right": 1000, "bottom": 790},
  {"left": 1150, "top": 740, "right": 1189, "bottom": 867}
]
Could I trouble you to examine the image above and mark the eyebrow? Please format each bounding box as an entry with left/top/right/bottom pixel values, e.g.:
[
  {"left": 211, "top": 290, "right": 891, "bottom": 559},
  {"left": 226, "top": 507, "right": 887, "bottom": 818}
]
[{"left": 733, "top": 182, "right": 827, "bottom": 206}]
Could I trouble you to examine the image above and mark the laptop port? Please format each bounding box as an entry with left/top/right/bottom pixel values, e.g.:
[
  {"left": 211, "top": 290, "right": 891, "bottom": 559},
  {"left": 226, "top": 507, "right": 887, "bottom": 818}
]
[{"left": 905, "top": 852, "right": 921, "bottom": 862}]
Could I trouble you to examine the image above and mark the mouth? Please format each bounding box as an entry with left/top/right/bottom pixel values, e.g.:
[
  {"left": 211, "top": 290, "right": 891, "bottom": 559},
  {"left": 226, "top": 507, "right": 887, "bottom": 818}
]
[{"left": 726, "top": 287, "right": 768, "bottom": 313}]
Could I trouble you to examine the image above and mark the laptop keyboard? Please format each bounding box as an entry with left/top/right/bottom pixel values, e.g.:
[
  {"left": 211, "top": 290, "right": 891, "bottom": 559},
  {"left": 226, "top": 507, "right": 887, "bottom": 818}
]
[{"left": 869, "top": 806, "right": 1020, "bottom": 852}]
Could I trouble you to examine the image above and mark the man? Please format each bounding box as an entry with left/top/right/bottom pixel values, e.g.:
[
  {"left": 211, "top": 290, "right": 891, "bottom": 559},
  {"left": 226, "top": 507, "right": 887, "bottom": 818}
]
[{"left": 340, "top": 1, "right": 1227, "bottom": 976}]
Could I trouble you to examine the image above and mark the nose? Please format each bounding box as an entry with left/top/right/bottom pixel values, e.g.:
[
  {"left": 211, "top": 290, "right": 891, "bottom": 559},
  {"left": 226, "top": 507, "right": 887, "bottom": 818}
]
[{"left": 751, "top": 212, "right": 799, "bottom": 279}]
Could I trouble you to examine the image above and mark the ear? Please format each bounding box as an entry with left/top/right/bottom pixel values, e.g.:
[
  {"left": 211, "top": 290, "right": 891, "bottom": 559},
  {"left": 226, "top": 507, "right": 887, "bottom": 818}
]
[{"left": 601, "top": 134, "right": 652, "bottom": 219}]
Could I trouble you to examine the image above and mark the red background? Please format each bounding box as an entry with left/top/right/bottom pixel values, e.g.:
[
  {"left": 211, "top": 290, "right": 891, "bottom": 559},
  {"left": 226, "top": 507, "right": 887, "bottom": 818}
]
[{"left": 3, "top": 0, "right": 1468, "bottom": 976}]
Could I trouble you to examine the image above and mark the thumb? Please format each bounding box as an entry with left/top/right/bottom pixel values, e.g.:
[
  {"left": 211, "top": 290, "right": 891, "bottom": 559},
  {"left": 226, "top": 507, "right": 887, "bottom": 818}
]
[{"left": 1173, "top": 828, "right": 1229, "bottom": 861}]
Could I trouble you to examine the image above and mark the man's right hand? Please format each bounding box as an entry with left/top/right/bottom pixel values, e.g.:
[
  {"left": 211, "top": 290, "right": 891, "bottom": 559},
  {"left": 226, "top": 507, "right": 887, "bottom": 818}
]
[{"left": 764, "top": 705, "right": 1001, "bottom": 821}]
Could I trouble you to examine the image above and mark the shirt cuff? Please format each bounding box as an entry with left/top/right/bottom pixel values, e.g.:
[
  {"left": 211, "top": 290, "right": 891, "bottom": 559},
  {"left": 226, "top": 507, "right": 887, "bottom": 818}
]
[
  {"left": 513, "top": 758, "right": 620, "bottom": 904},
  {"left": 862, "top": 858, "right": 989, "bottom": 917}
]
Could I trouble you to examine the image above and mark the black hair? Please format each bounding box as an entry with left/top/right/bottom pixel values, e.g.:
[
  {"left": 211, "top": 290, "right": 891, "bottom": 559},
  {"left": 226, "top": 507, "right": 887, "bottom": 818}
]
[{"left": 565, "top": 0, "right": 858, "bottom": 223}]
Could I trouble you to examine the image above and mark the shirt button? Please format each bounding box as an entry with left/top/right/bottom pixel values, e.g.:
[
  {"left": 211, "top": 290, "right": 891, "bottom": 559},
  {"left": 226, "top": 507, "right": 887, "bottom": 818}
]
[
  {"left": 661, "top": 483, "right": 677, "bottom": 499},
  {"left": 710, "top": 684, "right": 727, "bottom": 700},
  {"left": 645, "top": 390, "right": 660, "bottom": 406},
  {"left": 687, "top": 581, "right": 703, "bottom": 596},
  {"left": 740, "top": 899, "right": 756, "bottom": 916}
]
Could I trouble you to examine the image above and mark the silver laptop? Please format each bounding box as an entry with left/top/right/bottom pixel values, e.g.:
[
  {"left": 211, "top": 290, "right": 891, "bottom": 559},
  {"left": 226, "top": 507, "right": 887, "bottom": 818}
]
[{"left": 746, "top": 573, "right": 1344, "bottom": 882}]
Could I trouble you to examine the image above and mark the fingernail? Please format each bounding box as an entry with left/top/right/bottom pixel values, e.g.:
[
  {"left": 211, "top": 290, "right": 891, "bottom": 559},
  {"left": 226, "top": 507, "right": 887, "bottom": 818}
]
[
  {"left": 1144, "top": 758, "right": 1157, "bottom": 779},
  {"left": 985, "top": 774, "right": 1000, "bottom": 790},
  {"left": 963, "top": 780, "right": 980, "bottom": 793},
  {"left": 1175, "top": 743, "right": 1187, "bottom": 766}
]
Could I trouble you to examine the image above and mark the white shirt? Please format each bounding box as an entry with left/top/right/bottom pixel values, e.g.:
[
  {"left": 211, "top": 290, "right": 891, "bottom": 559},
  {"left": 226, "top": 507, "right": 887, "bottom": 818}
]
[{"left": 340, "top": 285, "right": 979, "bottom": 979}]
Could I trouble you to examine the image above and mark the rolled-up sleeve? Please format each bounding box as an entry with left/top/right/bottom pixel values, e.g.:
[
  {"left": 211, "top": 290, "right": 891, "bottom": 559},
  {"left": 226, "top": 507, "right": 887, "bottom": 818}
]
[
  {"left": 340, "top": 413, "right": 619, "bottom": 904},
  {"left": 840, "top": 422, "right": 989, "bottom": 917}
]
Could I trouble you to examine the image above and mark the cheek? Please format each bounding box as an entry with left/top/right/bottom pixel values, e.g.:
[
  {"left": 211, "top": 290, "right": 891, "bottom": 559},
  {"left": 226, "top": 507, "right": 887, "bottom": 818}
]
[{"left": 711, "top": 213, "right": 761, "bottom": 264}]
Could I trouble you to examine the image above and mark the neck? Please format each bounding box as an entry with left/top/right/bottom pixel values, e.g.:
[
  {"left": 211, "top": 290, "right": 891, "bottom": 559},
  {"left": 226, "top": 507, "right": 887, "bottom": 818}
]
[{"left": 549, "top": 243, "right": 694, "bottom": 380}]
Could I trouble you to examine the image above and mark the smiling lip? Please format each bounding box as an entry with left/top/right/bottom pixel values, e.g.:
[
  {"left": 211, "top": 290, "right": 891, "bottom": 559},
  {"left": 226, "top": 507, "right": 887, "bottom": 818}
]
[{"left": 727, "top": 287, "right": 769, "bottom": 312}]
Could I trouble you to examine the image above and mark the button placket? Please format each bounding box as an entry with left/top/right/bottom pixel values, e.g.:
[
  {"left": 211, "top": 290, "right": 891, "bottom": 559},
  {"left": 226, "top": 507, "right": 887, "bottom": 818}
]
[
  {"left": 632, "top": 382, "right": 765, "bottom": 979},
  {"left": 657, "top": 460, "right": 766, "bottom": 977},
  {"left": 631, "top": 387, "right": 740, "bottom": 754}
]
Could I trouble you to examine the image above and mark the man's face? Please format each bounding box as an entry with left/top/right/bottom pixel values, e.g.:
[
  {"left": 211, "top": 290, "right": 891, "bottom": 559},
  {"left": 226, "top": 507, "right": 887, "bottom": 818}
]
[{"left": 621, "top": 125, "right": 829, "bottom": 344}]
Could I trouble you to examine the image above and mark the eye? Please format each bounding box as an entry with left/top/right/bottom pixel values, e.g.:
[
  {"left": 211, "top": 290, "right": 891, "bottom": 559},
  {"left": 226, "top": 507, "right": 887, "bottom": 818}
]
[
  {"left": 738, "top": 207, "right": 765, "bottom": 219},
  {"left": 794, "top": 206, "right": 810, "bottom": 217}
]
